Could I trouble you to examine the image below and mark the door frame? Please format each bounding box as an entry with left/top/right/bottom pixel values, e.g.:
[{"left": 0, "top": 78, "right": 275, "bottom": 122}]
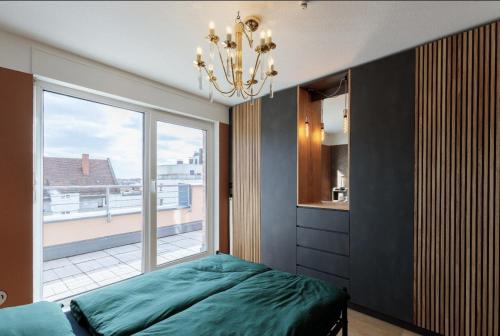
[
  {"left": 33, "top": 80, "right": 215, "bottom": 301},
  {"left": 150, "top": 112, "right": 214, "bottom": 270}
]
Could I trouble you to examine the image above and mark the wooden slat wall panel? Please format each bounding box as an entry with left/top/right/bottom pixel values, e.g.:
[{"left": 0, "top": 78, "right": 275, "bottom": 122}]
[
  {"left": 232, "top": 99, "right": 261, "bottom": 262},
  {"left": 218, "top": 122, "right": 230, "bottom": 254},
  {"left": 414, "top": 21, "right": 499, "bottom": 336}
]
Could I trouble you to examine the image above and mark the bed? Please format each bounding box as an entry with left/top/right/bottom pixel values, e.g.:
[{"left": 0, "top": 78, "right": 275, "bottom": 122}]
[{"left": 66, "top": 253, "right": 349, "bottom": 336}]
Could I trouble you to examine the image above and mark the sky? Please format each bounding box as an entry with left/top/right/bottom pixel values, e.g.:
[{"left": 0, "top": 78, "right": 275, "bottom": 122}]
[{"left": 43, "top": 91, "right": 204, "bottom": 179}]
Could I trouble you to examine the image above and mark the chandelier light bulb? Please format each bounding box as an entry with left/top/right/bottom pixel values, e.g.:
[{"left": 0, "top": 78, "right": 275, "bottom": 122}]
[
  {"left": 208, "top": 64, "right": 214, "bottom": 71},
  {"left": 196, "top": 46, "right": 203, "bottom": 64},
  {"left": 266, "top": 30, "right": 272, "bottom": 43},
  {"left": 268, "top": 57, "right": 274, "bottom": 71},
  {"left": 226, "top": 26, "right": 232, "bottom": 42},
  {"left": 208, "top": 21, "right": 215, "bottom": 35},
  {"left": 249, "top": 67, "right": 254, "bottom": 76}
]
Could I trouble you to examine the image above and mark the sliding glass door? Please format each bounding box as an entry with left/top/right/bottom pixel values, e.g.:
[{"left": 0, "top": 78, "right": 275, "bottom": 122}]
[
  {"left": 151, "top": 114, "right": 212, "bottom": 267},
  {"left": 35, "top": 82, "right": 213, "bottom": 302},
  {"left": 39, "top": 90, "right": 145, "bottom": 302}
]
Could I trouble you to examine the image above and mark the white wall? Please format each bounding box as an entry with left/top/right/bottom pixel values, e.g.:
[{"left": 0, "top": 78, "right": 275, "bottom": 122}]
[{"left": 0, "top": 29, "right": 229, "bottom": 123}]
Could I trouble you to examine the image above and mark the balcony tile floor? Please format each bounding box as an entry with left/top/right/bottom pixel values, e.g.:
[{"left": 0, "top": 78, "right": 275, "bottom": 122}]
[{"left": 43, "top": 230, "right": 204, "bottom": 302}]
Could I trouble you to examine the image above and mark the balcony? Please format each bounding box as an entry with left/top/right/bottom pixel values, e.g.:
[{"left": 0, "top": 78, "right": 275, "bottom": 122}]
[{"left": 42, "top": 183, "right": 206, "bottom": 301}]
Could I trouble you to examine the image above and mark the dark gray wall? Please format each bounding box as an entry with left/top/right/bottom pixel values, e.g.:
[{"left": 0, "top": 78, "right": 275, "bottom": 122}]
[
  {"left": 261, "top": 87, "right": 297, "bottom": 273},
  {"left": 349, "top": 50, "right": 415, "bottom": 323}
]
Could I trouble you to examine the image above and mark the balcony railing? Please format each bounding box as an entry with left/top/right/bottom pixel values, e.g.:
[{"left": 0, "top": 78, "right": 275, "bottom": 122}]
[{"left": 43, "top": 183, "right": 192, "bottom": 223}]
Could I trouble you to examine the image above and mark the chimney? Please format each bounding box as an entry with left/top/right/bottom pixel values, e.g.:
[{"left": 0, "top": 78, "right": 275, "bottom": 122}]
[{"left": 82, "top": 154, "right": 90, "bottom": 176}]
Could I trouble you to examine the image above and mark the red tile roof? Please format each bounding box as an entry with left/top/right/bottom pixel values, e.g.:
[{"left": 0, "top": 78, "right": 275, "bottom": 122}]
[{"left": 43, "top": 156, "right": 117, "bottom": 187}]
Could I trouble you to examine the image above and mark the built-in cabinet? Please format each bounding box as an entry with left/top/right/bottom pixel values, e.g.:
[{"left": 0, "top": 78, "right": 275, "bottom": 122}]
[
  {"left": 296, "top": 207, "right": 350, "bottom": 291},
  {"left": 260, "top": 87, "right": 298, "bottom": 273},
  {"left": 259, "top": 49, "right": 414, "bottom": 326},
  {"left": 349, "top": 50, "right": 415, "bottom": 323}
]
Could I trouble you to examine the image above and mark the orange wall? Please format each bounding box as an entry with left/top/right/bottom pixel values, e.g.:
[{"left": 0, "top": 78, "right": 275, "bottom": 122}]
[
  {"left": 0, "top": 67, "right": 33, "bottom": 307},
  {"left": 43, "top": 185, "right": 205, "bottom": 246}
]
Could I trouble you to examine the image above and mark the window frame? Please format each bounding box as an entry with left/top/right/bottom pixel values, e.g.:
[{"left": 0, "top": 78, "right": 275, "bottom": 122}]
[{"left": 33, "top": 80, "right": 215, "bottom": 301}]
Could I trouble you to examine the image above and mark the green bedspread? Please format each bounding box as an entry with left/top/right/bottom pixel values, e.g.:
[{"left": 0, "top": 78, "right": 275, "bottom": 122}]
[
  {"left": 70, "top": 254, "right": 269, "bottom": 336},
  {"left": 0, "top": 301, "right": 74, "bottom": 336},
  {"left": 134, "top": 269, "right": 349, "bottom": 336}
]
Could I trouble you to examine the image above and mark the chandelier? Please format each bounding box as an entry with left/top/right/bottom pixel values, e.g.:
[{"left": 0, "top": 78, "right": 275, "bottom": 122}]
[{"left": 194, "top": 12, "right": 278, "bottom": 102}]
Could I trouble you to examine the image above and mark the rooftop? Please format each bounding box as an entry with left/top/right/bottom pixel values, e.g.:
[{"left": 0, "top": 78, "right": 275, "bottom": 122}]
[{"left": 44, "top": 154, "right": 117, "bottom": 187}]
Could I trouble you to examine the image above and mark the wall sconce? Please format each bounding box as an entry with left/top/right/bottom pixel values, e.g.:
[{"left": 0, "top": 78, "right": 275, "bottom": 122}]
[
  {"left": 305, "top": 115, "right": 310, "bottom": 138},
  {"left": 343, "top": 92, "right": 349, "bottom": 134},
  {"left": 343, "top": 109, "right": 348, "bottom": 134},
  {"left": 320, "top": 99, "right": 325, "bottom": 142}
]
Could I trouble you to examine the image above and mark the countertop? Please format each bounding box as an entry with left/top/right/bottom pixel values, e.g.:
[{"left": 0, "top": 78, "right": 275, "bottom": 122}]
[{"left": 297, "top": 201, "right": 349, "bottom": 211}]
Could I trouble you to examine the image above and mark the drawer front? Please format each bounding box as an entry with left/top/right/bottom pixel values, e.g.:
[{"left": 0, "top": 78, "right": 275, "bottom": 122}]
[
  {"left": 297, "top": 207, "right": 349, "bottom": 233},
  {"left": 297, "top": 266, "right": 350, "bottom": 291},
  {"left": 297, "top": 246, "right": 349, "bottom": 278},
  {"left": 297, "top": 227, "right": 349, "bottom": 256}
]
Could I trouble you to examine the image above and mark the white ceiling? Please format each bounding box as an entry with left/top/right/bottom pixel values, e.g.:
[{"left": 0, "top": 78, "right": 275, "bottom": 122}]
[{"left": 0, "top": 1, "right": 499, "bottom": 106}]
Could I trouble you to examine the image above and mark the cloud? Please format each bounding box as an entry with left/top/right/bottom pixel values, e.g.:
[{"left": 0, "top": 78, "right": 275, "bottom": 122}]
[{"left": 43, "top": 92, "right": 204, "bottom": 179}]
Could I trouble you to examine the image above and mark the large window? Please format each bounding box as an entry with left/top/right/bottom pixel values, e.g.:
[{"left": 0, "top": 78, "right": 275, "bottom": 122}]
[{"left": 35, "top": 83, "right": 213, "bottom": 302}]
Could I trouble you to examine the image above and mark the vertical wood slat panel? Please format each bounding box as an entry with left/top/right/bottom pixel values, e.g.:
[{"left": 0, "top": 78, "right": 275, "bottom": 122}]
[
  {"left": 450, "top": 34, "right": 457, "bottom": 336},
  {"left": 493, "top": 22, "right": 499, "bottom": 336},
  {"left": 460, "top": 30, "right": 467, "bottom": 336},
  {"left": 232, "top": 99, "right": 261, "bottom": 263},
  {"left": 414, "top": 21, "right": 499, "bottom": 336},
  {"left": 494, "top": 21, "right": 499, "bottom": 336}
]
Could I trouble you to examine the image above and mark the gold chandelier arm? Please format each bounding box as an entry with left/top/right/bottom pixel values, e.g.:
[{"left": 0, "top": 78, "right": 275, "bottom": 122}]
[
  {"left": 240, "top": 89, "right": 248, "bottom": 100},
  {"left": 236, "top": 21, "right": 254, "bottom": 48},
  {"left": 211, "top": 79, "right": 237, "bottom": 95},
  {"left": 230, "top": 57, "right": 236, "bottom": 87},
  {"left": 201, "top": 66, "right": 235, "bottom": 95},
  {"left": 244, "top": 52, "right": 261, "bottom": 89},
  {"left": 214, "top": 42, "right": 234, "bottom": 85},
  {"left": 242, "top": 74, "right": 269, "bottom": 97}
]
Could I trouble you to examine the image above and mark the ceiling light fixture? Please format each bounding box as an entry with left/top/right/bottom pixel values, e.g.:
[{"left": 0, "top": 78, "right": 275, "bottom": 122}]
[{"left": 194, "top": 12, "right": 278, "bottom": 102}]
